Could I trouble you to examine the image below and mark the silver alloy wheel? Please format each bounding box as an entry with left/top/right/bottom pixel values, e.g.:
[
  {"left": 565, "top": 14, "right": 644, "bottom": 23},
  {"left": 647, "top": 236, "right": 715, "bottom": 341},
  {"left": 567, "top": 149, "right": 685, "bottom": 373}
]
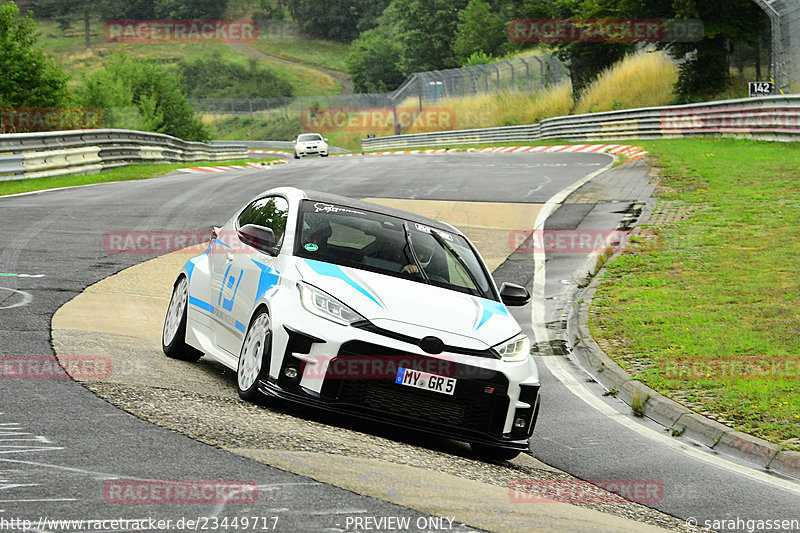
[
  {"left": 238, "top": 312, "right": 270, "bottom": 392},
  {"left": 163, "top": 277, "right": 188, "bottom": 346}
]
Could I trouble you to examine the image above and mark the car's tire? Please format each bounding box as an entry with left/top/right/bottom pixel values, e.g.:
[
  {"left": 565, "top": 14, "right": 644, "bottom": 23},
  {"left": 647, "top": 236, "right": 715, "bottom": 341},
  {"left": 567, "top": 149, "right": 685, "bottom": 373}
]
[
  {"left": 321, "top": 153, "right": 329, "bottom": 157},
  {"left": 293, "top": 151, "right": 300, "bottom": 159},
  {"left": 237, "top": 309, "right": 272, "bottom": 402},
  {"left": 470, "top": 442, "right": 522, "bottom": 461},
  {"left": 162, "top": 276, "right": 203, "bottom": 362}
]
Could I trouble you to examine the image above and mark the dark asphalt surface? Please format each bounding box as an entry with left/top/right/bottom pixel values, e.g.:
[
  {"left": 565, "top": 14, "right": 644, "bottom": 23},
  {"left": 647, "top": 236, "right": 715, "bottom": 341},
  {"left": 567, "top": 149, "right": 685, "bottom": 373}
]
[
  {"left": 0, "top": 153, "right": 605, "bottom": 532},
  {"left": 1, "top": 153, "right": 797, "bottom": 533}
]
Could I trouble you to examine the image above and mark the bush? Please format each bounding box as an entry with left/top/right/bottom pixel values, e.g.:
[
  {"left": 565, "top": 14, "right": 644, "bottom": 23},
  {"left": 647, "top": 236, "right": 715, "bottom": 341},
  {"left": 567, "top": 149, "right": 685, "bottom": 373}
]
[
  {"left": 75, "top": 53, "right": 208, "bottom": 141},
  {"left": 178, "top": 53, "right": 294, "bottom": 99}
]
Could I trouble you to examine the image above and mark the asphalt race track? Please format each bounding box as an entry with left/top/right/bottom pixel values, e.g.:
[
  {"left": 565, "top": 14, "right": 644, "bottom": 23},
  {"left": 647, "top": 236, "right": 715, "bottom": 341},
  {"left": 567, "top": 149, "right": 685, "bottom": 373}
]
[{"left": 1, "top": 153, "right": 798, "bottom": 532}]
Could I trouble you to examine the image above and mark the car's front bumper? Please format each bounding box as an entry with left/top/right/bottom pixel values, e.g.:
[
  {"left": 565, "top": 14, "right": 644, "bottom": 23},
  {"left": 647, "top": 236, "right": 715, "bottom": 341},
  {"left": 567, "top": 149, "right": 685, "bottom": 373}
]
[
  {"left": 296, "top": 146, "right": 327, "bottom": 156},
  {"left": 263, "top": 317, "right": 541, "bottom": 450}
]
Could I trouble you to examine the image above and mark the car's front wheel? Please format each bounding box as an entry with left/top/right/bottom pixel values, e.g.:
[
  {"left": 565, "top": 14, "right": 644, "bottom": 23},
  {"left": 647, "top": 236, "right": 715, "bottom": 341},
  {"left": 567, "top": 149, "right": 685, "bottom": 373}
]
[
  {"left": 293, "top": 151, "right": 300, "bottom": 159},
  {"left": 237, "top": 309, "right": 272, "bottom": 402},
  {"left": 321, "top": 153, "right": 329, "bottom": 157},
  {"left": 470, "top": 442, "right": 522, "bottom": 461},
  {"left": 162, "top": 276, "right": 202, "bottom": 362}
]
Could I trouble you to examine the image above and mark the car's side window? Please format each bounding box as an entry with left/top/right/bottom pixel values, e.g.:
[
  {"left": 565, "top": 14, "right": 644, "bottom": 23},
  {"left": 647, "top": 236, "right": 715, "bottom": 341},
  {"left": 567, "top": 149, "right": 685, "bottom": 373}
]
[{"left": 237, "top": 196, "right": 290, "bottom": 249}]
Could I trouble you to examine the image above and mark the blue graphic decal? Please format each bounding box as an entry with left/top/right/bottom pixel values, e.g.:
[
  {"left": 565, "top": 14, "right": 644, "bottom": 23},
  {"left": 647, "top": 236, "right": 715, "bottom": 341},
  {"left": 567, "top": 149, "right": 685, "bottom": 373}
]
[
  {"left": 250, "top": 260, "right": 281, "bottom": 309},
  {"left": 235, "top": 320, "right": 247, "bottom": 333},
  {"left": 395, "top": 367, "right": 406, "bottom": 384},
  {"left": 182, "top": 244, "right": 210, "bottom": 282},
  {"left": 476, "top": 298, "right": 508, "bottom": 330},
  {"left": 218, "top": 264, "right": 244, "bottom": 312},
  {"left": 304, "top": 259, "right": 383, "bottom": 308},
  {"left": 189, "top": 296, "right": 214, "bottom": 313}
]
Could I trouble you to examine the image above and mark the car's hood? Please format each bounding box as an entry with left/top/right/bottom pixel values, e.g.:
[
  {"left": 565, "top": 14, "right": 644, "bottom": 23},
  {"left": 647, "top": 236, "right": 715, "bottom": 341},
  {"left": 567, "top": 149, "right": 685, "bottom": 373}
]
[{"left": 296, "top": 258, "right": 520, "bottom": 349}]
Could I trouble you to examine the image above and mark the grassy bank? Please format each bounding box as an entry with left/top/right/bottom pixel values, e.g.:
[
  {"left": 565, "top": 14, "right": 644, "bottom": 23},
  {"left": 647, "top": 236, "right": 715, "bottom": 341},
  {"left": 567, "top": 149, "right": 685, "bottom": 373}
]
[
  {"left": 589, "top": 138, "right": 800, "bottom": 450},
  {"left": 37, "top": 20, "right": 341, "bottom": 97},
  {"left": 0, "top": 159, "right": 278, "bottom": 197}
]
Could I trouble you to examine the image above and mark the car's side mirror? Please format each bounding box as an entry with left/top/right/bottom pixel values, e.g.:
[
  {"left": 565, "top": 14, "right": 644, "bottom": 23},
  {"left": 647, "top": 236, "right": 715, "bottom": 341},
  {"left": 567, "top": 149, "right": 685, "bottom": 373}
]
[
  {"left": 238, "top": 224, "right": 277, "bottom": 255},
  {"left": 324, "top": 138, "right": 328, "bottom": 142},
  {"left": 499, "top": 282, "right": 530, "bottom": 306}
]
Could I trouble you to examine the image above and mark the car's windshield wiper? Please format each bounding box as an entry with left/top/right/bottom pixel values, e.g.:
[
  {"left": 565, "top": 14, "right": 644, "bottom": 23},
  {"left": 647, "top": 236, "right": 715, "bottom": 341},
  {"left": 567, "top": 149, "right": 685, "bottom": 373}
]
[
  {"left": 402, "top": 222, "right": 431, "bottom": 284},
  {"left": 429, "top": 229, "right": 487, "bottom": 299}
]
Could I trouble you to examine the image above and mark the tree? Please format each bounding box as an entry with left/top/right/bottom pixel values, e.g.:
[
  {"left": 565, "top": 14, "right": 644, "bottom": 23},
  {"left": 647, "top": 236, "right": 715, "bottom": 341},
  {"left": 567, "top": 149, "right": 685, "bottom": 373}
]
[
  {"left": 521, "top": 0, "right": 633, "bottom": 97},
  {"left": 30, "top": 0, "right": 92, "bottom": 48},
  {"left": 287, "top": 0, "right": 390, "bottom": 42},
  {"left": 392, "top": 0, "right": 468, "bottom": 73},
  {"left": 152, "top": 0, "right": 228, "bottom": 19},
  {"left": 75, "top": 53, "right": 208, "bottom": 141},
  {"left": 0, "top": 1, "right": 70, "bottom": 110},
  {"left": 452, "top": 0, "right": 508, "bottom": 64},
  {"left": 346, "top": 25, "right": 405, "bottom": 92},
  {"left": 667, "top": 0, "right": 768, "bottom": 102}
]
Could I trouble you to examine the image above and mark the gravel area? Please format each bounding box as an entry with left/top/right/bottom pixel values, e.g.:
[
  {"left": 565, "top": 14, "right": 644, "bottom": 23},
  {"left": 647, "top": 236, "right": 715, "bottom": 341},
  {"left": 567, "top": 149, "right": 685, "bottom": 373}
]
[{"left": 83, "top": 381, "right": 706, "bottom": 533}]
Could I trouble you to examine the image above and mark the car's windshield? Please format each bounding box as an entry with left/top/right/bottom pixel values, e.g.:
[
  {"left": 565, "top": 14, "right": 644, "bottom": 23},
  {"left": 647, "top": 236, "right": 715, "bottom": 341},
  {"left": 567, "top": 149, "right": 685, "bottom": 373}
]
[
  {"left": 295, "top": 200, "right": 495, "bottom": 299},
  {"left": 297, "top": 134, "right": 323, "bottom": 142}
]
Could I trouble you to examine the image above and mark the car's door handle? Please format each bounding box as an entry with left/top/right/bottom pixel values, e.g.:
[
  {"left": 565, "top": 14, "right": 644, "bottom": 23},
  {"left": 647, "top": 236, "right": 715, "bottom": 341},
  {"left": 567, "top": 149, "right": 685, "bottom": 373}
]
[{"left": 225, "top": 253, "right": 234, "bottom": 263}]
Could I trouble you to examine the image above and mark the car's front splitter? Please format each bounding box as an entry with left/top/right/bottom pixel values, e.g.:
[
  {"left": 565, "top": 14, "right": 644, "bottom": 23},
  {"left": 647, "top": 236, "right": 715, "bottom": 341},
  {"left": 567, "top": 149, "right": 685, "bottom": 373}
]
[{"left": 257, "top": 377, "right": 535, "bottom": 451}]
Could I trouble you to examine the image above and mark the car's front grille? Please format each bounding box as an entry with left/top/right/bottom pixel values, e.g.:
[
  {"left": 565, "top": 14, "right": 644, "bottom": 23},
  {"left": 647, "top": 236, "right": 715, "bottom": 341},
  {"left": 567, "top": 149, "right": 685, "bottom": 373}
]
[
  {"left": 326, "top": 341, "right": 510, "bottom": 436},
  {"left": 336, "top": 379, "right": 507, "bottom": 434}
]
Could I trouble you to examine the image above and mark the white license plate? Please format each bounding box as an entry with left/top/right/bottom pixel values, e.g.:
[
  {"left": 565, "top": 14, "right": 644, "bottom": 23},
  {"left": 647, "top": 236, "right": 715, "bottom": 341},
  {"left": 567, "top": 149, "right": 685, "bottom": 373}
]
[{"left": 395, "top": 367, "right": 456, "bottom": 395}]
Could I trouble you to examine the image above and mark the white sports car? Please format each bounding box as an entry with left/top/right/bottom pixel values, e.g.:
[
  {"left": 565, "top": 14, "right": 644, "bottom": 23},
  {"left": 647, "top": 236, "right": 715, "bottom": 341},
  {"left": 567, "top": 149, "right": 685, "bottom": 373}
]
[
  {"left": 293, "top": 133, "right": 328, "bottom": 158},
  {"left": 162, "top": 187, "right": 540, "bottom": 459}
]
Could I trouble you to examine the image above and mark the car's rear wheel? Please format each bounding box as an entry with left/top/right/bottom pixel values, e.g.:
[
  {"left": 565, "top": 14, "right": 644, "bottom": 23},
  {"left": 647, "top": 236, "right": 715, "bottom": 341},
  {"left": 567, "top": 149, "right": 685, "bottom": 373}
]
[
  {"left": 237, "top": 309, "right": 272, "bottom": 402},
  {"left": 470, "top": 442, "right": 522, "bottom": 461},
  {"left": 162, "top": 276, "right": 202, "bottom": 362}
]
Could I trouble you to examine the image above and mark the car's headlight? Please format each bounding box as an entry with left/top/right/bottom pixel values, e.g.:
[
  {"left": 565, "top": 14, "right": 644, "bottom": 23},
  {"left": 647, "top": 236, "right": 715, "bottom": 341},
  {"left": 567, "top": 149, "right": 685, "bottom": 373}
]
[
  {"left": 297, "top": 282, "right": 365, "bottom": 325},
  {"left": 494, "top": 333, "right": 531, "bottom": 362}
]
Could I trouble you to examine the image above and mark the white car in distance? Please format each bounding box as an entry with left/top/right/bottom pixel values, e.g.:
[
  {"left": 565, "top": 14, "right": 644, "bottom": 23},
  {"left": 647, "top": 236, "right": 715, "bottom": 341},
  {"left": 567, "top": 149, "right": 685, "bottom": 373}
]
[{"left": 294, "top": 133, "right": 328, "bottom": 159}]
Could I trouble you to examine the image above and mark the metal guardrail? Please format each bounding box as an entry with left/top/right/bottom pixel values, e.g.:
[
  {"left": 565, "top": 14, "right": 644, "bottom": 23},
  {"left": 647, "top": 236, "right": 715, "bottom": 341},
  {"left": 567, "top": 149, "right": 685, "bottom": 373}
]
[
  {"left": 0, "top": 129, "right": 248, "bottom": 182},
  {"left": 361, "top": 95, "right": 800, "bottom": 150},
  {"left": 209, "top": 140, "right": 350, "bottom": 154}
]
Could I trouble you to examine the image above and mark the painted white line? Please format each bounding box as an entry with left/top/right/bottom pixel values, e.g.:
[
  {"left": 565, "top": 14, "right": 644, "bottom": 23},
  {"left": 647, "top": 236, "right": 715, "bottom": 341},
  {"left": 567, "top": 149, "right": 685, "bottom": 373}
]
[
  {"left": 528, "top": 159, "right": 615, "bottom": 359},
  {"left": 0, "top": 287, "right": 33, "bottom": 310},
  {"left": 0, "top": 498, "right": 77, "bottom": 503},
  {"left": 530, "top": 156, "right": 800, "bottom": 496},
  {"left": 544, "top": 355, "right": 800, "bottom": 496}
]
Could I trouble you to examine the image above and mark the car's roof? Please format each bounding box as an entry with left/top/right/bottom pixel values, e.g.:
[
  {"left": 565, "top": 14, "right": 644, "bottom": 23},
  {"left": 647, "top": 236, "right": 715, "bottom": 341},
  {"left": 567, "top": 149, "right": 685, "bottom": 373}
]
[{"left": 271, "top": 187, "right": 462, "bottom": 236}]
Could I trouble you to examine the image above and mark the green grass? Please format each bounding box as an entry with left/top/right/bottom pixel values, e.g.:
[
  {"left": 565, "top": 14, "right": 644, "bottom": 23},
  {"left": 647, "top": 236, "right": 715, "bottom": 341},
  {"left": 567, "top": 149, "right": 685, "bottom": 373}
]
[
  {"left": 0, "top": 159, "right": 279, "bottom": 197},
  {"left": 37, "top": 19, "right": 340, "bottom": 96},
  {"left": 589, "top": 138, "right": 800, "bottom": 450},
  {"left": 248, "top": 35, "right": 350, "bottom": 73}
]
